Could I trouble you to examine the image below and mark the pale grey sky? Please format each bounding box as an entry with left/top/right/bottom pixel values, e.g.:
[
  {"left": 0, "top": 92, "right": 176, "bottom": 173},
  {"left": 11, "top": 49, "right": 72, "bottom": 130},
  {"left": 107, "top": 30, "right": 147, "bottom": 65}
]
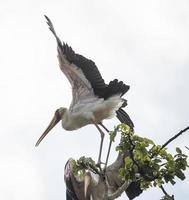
[{"left": 0, "top": 0, "right": 189, "bottom": 199}]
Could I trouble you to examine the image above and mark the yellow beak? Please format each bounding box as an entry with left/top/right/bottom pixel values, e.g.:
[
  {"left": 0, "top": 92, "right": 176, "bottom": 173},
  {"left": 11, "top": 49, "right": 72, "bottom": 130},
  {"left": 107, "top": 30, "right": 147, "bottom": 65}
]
[{"left": 35, "top": 112, "right": 61, "bottom": 147}]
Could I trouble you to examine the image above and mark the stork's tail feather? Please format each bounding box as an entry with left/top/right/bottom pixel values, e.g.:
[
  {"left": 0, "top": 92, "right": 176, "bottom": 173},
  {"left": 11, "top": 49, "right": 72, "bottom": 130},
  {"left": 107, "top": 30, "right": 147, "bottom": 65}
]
[
  {"left": 121, "top": 98, "right": 127, "bottom": 107},
  {"left": 126, "top": 181, "right": 143, "bottom": 200},
  {"left": 66, "top": 191, "right": 79, "bottom": 200},
  {"left": 103, "top": 79, "right": 130, "bottom": 99},
  {"left": 116, "top": 108, "right": 134, "bottom": 129},
  {"left": 44, "top": 15, "right": 63, "bottom": 51}
]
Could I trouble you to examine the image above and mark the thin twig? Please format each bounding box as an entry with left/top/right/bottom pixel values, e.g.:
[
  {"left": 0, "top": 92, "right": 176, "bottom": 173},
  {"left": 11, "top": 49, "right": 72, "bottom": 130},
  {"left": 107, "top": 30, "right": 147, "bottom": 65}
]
[
  {"left": 160, "top": 185, "right": 169, "bottom": 196},
  {"left": 160, "top": 185, "right": 174, "bottom": 199},
  {"left": 185, "top": 146, "right": 189, "bottom": 150},
  {"left": 161, "top": 126, "right": 189, "bottom": 150}
]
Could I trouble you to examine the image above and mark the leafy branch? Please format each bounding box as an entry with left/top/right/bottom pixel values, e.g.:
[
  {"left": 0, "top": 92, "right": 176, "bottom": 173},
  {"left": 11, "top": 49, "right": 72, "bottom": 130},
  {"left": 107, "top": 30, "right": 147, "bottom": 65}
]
[
  {"left": 116, "top": 124, "right": 189, "bottom": 198},
  {"left": 68, "top": 124, "right": 189, "bottom": 199}
]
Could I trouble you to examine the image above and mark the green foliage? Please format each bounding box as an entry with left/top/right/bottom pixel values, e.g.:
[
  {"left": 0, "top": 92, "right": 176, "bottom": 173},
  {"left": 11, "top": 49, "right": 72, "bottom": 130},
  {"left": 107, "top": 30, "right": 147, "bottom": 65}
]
[
  {"left": 161, "top": 195, "right": 174, "bottom": 200},
  {"left": 71, "top": 124, "right": 188, "bottom": 199},
  {"left": 72, "top": 156, "right": 99, "bottom": 178},
  {"left": 109, "top": 125, "right": 122, "bottom": 142},
  {"left": 115, "top": 124, "right": 188, "bottom": 196}
]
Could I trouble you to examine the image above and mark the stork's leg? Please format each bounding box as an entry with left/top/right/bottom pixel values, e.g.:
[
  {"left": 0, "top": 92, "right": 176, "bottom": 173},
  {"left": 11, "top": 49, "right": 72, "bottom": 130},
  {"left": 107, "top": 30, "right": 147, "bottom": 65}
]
[
  {"left": 99, "top": 123, "right": 112, "bottom": 168},
  {"left": 93, "top": 121, "right": 105, "bottom": 166},
  {"left": 99, "top": 123, "right": 109, "bottom": 132}
]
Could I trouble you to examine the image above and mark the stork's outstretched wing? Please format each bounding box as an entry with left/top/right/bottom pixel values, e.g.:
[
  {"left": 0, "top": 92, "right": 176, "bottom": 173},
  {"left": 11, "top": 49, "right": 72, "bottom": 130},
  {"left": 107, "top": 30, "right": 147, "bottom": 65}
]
[{"left": 45, "top": 16, "right": 106, "bottom": 107}]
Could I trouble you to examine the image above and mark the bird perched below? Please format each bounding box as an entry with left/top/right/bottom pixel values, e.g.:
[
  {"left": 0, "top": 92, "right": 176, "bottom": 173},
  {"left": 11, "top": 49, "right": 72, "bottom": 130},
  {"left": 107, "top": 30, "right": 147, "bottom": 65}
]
[
  {"left": 64, "top": 159, "right": 92, "bottom": 200},
  {"left": 64, "top": 156, "right": 142, "bottom": 200},
  {"left": 35, "top": 15, "right": 134, "bottom": 165},
  {"left": 64, "top": 159, "right": 86, "bottom": 200}
]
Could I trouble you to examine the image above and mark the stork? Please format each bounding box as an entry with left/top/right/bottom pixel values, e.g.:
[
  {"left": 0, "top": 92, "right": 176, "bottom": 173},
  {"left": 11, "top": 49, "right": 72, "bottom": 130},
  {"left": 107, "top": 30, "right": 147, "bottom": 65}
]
[
  {"left": 64, "top": 157, "right": 142, "bottom": 200},
  {"left": 35, "top": 16, "right": 134, "bottom": 165}
]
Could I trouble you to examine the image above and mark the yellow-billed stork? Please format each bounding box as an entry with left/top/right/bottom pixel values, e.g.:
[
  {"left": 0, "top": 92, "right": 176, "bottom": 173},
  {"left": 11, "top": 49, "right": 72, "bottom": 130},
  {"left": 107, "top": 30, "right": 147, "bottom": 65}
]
[{"left": 35, "top": 16, "right": 134, "bottom": 165}]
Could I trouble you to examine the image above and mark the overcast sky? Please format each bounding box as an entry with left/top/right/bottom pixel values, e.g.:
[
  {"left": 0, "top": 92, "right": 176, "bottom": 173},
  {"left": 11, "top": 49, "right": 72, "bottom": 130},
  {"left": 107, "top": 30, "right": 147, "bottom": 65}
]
[{"left": 0, "top": 0, "right": 189, "bottom": 199}]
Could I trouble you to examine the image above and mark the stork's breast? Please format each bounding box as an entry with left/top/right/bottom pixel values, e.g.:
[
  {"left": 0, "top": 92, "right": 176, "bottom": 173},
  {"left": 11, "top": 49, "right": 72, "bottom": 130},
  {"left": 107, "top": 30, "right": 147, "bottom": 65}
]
[
  {"left": 93, "top": 96, "right": 122, "bottom": 123},
  {"left": 93, "top": 108, "right": 113, "bottom": 123}
]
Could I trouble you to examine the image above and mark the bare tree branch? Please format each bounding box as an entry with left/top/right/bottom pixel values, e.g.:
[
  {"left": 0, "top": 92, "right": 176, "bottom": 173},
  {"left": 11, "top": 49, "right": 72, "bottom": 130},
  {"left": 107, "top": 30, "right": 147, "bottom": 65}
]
[
  {"left": 185, "top": 146, "right": 189, "bottom": 150},
  {"left": 161, "top": 126, "right": 189, "bottom": 149},
  {"left": 160, "top": 185, "right": 174, "bottom": 200}
]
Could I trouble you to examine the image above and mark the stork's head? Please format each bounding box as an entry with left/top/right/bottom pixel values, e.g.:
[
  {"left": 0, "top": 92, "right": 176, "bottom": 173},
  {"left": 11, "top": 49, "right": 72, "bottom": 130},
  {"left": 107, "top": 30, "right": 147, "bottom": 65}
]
[{"left": 35, "top": 107, "right": 67, "bottom": 147}]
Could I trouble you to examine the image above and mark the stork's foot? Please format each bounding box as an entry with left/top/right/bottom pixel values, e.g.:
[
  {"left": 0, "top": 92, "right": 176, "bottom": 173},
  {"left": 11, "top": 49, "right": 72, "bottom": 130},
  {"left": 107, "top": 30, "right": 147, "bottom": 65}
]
[
  {"left": 96, "top": 161, "right": 106, "bottom": 171},
  {"left": 95, "top": 163, "right": 106, "bottom": 178}
]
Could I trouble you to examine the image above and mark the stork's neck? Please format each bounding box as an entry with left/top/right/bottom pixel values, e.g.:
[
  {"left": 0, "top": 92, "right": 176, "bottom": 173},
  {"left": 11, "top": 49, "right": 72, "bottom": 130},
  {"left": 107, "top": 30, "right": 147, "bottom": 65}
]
[
  {"left": 61, "top": 108, "right": 70, "bottom": 129},
  {"left": 61, "top": 108, "right": 83, "bottom": 131}
]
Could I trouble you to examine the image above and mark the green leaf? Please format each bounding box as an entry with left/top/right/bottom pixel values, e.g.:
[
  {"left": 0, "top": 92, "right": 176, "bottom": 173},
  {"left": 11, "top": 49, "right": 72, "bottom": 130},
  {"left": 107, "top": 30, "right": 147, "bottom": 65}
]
[
  {"left": 153, "top": 158, "right": 162, "bottom": 164},
  {"left": 161, "top": 195, "right": 174, "bottom": 200},
  {"left": 143, "top": 137, "right": 155, "bottom": 145},
  {"left": 176, "top": 147, "right": 182, "bottom": 154},
  {"left": 124, "top": 157, "right": 133, "bottom": 167},
  {"left": 109, "top": 130, "right": 116, "bottom": 142},
  {"left": 175, "top": 170, "right": 186, "bottom": 180}
]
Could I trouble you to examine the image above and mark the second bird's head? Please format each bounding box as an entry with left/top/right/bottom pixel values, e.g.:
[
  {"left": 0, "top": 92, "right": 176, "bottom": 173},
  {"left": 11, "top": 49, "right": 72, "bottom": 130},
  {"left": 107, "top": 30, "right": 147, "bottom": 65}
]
[{"left": 35, "top": 107, "right": 67, "bottom": 147}]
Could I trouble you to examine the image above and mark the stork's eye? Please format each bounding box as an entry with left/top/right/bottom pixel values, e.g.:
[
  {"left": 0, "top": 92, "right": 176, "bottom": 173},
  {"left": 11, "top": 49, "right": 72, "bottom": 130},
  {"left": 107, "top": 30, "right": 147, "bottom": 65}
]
[{"left": 55, "top": 109, "right": 61, "bottom": 118}]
